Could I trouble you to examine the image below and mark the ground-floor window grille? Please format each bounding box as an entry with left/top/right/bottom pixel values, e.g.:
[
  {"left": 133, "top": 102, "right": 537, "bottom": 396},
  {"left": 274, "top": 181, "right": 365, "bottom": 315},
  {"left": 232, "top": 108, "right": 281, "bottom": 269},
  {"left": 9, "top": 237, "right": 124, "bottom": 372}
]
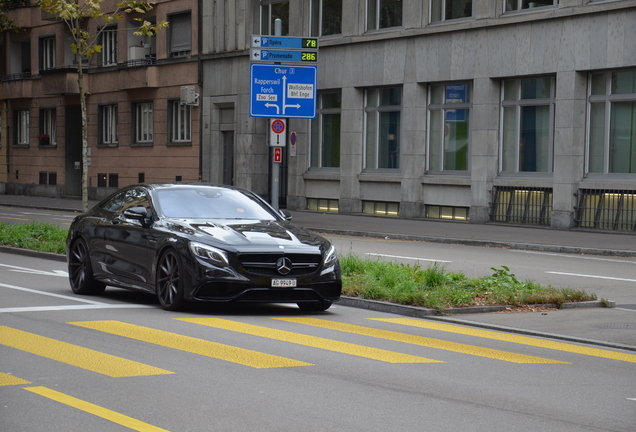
[
  {"left": 575, "top": 190, "right": 636, "bottom": 231},
  {"left": 491, "top": 186, "right": 552, "bottom": 225},
  {"left": 362, "top": 201, "right": 399, "bottom": 217},
  {"left": 307, "top": 198, "right": 339, "bottom": 212}
]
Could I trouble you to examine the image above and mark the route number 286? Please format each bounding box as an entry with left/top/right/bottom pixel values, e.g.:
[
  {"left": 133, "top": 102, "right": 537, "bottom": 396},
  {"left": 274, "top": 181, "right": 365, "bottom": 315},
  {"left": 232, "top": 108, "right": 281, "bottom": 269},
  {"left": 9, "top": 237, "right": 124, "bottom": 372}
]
[{"left": 301, "top": 52, "right": 317, "bottom": 62}]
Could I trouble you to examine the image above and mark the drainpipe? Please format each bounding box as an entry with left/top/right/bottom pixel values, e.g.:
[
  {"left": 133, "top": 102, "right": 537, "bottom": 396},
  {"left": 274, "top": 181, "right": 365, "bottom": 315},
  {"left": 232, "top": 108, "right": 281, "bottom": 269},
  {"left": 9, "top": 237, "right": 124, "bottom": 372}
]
[{"left": 197, "top": 0, "right": 203, "bottom": 182}]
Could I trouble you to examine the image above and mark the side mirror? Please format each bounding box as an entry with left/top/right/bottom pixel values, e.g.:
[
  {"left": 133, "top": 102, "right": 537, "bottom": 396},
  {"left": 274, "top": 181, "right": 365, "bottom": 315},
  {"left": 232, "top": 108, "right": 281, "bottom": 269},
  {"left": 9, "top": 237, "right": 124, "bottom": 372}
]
[
  {"left": 123, "top": 206, "right": 152, "bottom": 226},
  {"left": 280, "top": 209, "right": 292, "bottom": 221}
]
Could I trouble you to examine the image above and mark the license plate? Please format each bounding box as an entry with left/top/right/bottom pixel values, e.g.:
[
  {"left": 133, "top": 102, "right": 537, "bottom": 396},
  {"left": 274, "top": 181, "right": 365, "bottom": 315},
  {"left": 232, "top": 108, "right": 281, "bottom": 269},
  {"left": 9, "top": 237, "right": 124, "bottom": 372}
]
[{"left": 271, "top": 278, "right": 297, "bottom": 288}]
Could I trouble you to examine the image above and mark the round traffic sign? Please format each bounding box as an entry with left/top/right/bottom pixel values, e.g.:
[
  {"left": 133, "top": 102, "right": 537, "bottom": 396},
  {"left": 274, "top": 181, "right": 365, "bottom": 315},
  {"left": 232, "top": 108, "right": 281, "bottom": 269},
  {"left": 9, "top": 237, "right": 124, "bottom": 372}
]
[{"left": 271, "top": 119, "right": 285, "bottom": 134}]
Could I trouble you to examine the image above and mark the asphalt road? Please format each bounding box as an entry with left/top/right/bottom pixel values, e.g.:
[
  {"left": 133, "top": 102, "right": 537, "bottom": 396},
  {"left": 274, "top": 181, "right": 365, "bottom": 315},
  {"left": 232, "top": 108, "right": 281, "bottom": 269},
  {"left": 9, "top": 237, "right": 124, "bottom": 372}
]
[{"left": 2, "top": 253, "right": 636, "bottom": 431}]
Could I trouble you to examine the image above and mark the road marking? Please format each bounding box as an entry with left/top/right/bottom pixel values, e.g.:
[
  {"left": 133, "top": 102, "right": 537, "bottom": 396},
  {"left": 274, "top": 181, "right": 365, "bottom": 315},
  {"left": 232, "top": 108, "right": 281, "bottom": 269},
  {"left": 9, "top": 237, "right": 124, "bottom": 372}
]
[
  {"left": 546, "top": 271, "right": 636, "bottom": 283},
  {"left": 510, "top": 250, "right": 636, "bottom": 264},
  {"left": 0, "top": 282, "right": 104, "bottom": 304},
  {"left": 71, "top": 320, "right": 311, "bottom": 369},
  {"left": 0, "top": 263, "right": 68, "bottom": 277},
  {"left": 276, "top": 318, "right": 567, "bottom": 364},
  {"left": 24, "top": 387, "right": 169, "bottom": 432},
  {"left": 0, "top": 304, "right": 154, "bottom": 313},
  {"left": 178, "top": 318, "right": 443, "bottom": 364},
  {"left": 365, "top": 253, "right": 451, "bottom": 263},
  {"left": 0, "top": 372, "right": 31, "bottom": 386},
  {"left": 0, "top": 216, "right": 31, "bottom": 221},
  {"left": 374, "top": 319, "right": 636, "bottom": 363},
  {"left": 0, "top": 326, "right": 173, "bottom": 377}
]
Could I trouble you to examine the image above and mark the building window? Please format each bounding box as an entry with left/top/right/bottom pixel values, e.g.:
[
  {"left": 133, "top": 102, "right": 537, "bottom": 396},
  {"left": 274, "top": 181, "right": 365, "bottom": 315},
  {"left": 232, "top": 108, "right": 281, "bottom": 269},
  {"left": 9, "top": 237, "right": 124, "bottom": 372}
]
[
  {"left": 500, "top": 77, "right": 554, "bottom": 173},
  {"left": 491, "top": 186, "right": 553, "bottom": 225},
  {"left": 100, "top": 26, "right": 118, "bottom": 66},
  {"left": 311, "top": 0, "right": 342, "bottom": 36},
  {"left": 428, "top": 83, "right": 471, "bottom": 172},
  {"left": 169, "top": 12, "right": 192, "bottom": 57},
  {"left": 505, "top": 0, "right": 557, "bottom": 12},
  {"left": 39, "top": 108, "right": 56, "bottom": 146},
  {"left": 134, "top": 102, "right": 153, "bottom": 144},
  {"left": 39, "top": 36, "right": 55, "bottom": 71},
  {"left": 170, "top": 100, "right": 191, "bottom": 143},
  {"left": 426, "top": 205, "right": 469, "bottom": 221},
  {"left": 365, "top": 87, "right": 401, "bottom": 169},
  {"left": 15, "top": 110, "right": 29, "bottom": 145},
  {"left": 367, "top": 0, "right": 402, "bottom": 30},
  {"left": 588, "top": 70, "right": 636, "bottom": 175},
  {"left": 576, "top": 189, "right": 636, "bottom": 231},
  {"left": 311, "top": 92, "right": 341, "bottom": 168},
  {"left": 100, "top": 104, "right": 118, "bottom": 145},
  {"left": 261, "top": 0, "right": 289, "bottom": 36},
  {"left": 363, "top": 201, "right": 399, "bottom": 216},
  {"left": 109, "top": 173, "right": 119, "bottom": 188},
  {"left": 307, "top": 198, "right": 339, "bottom": 212},
  {"left": 431, "top": 0, "right": 473, "bottom": 22}
]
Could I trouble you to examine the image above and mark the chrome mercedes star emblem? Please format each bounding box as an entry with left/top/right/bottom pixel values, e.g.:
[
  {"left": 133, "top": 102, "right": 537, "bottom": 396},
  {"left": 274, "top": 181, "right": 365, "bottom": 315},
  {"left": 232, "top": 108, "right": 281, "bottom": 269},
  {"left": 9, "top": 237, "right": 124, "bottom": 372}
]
[{"left": 276, "top": 257, "right": 293, "bottom": 275}]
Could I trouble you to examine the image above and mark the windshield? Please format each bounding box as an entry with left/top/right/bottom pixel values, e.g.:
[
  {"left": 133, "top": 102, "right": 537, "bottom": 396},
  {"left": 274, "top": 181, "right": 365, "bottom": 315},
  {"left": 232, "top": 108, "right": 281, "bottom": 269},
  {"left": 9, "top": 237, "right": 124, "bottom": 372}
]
[{"left": 155, "top": 187, "right": 277, "bottom": 220}]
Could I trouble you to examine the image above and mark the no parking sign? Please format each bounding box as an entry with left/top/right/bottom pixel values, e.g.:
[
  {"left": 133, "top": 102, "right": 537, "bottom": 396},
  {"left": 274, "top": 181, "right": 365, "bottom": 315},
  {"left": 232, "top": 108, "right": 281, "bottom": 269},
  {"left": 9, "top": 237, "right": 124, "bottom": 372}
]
[{"left": 269, "top": 118, "right": 286, "bottom": 147}]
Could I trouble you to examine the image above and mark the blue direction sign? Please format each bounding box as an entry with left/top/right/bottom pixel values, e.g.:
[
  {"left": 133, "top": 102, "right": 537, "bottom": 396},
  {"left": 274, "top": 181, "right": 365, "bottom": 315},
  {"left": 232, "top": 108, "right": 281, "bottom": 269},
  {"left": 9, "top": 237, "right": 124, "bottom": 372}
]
[
  {"left": 251, "top": 35, "right": 318, "bottom": 50},
  {"left": 251, "top": 49, "right": 318, "bottom": 63},
  {"left": 250, "top": 63, "right": 317, "bottom": 119}
]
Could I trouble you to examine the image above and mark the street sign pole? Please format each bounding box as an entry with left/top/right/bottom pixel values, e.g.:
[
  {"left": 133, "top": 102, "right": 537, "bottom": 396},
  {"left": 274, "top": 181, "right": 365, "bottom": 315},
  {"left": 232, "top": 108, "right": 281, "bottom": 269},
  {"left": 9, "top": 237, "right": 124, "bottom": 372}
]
[{"left": 271, "top": 19, "right": 282, "bottom": 210}]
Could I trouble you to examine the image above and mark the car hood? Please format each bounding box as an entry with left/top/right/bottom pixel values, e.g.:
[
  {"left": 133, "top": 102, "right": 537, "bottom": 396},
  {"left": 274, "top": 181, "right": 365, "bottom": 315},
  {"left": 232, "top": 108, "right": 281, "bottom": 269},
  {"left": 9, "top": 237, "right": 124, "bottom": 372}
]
[{"left": 166, "top": 219, "right": 326, "bottom": 251}]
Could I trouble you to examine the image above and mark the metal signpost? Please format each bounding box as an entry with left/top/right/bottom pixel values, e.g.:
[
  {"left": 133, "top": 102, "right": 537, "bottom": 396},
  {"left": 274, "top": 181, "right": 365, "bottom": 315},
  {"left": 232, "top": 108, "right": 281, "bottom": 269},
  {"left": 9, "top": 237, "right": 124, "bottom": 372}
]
[{"left": 249, "top": 27, "right": 319, "bottom": 209}]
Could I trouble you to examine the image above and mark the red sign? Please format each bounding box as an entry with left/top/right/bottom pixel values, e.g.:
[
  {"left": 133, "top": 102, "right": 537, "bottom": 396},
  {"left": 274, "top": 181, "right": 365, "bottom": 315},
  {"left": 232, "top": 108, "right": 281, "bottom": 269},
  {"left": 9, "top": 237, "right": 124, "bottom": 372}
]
[
  {"left": 273, "top": 147, "right": 282, "bottom": 163},
  {"left": 271, "top": 119, "right": 285, "bottom": 134}
]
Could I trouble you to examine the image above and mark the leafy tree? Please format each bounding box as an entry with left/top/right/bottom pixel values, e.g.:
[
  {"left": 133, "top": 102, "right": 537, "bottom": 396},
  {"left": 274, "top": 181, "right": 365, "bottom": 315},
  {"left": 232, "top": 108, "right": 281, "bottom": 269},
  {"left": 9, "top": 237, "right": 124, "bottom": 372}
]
[
  {"left": 0, "top": 0, "right": 24, "bottom": 32},
  {"left": 38, "top": 0, "right": 167, "bottom": 211}
]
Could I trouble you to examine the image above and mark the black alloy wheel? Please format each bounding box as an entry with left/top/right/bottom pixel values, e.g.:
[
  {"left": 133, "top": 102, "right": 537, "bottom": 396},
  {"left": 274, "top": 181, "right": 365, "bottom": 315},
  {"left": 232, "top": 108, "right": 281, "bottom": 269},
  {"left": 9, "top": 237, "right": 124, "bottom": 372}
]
[
  {"left": 68, "top": 238, "right": 106, "bottom": 295},
  {"left": 156, "top": 249, "right": 186, "bottom": 311},
  {"left": 297, "top": 301, "right": 332, "bottom": 312}
]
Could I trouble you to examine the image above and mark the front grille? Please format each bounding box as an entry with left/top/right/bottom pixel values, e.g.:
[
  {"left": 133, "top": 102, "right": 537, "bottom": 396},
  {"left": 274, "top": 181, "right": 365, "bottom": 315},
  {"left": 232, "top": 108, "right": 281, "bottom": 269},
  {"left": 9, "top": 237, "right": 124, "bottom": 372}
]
[{"left": 239, "top": 253, "right": 321, "bottom": 277}]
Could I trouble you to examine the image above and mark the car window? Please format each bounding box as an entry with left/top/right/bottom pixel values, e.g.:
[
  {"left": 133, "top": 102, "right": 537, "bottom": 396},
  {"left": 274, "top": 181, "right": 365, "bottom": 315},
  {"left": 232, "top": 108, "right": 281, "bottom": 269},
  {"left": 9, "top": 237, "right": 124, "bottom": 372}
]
[
  {"left": 156, "top": 187, "right": 276, "bottom": 220},
  {"left": 101, "top": 191, "right": 126, "bottom": 212},
  {"left": 122, "top": 188, "right": 150, "bottom": 212}
]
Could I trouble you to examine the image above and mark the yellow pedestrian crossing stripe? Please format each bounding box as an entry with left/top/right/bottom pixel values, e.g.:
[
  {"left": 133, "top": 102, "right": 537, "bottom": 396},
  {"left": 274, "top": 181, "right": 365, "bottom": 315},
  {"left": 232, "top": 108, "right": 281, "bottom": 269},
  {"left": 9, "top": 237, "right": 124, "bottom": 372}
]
[
  {"left": 0, "top": 326, "right": 173, "bottom": 377},
  {"left": 177, "top": 318, "right": 443, "bottom": 364},
  {"left": 0, "top": 371, "right": 31, "bottom": 386},
  {"left": 24, "top": 386, "right": 169, "bottom": 432},
  {"left": 275, "top": 318, "right": 568, "bottom": 364},
  {"left": 372, "top": 318, "right": 636, "bottom": 363},
  {"left": 70, "top": 320, "right": 312, "bottom": 369}
]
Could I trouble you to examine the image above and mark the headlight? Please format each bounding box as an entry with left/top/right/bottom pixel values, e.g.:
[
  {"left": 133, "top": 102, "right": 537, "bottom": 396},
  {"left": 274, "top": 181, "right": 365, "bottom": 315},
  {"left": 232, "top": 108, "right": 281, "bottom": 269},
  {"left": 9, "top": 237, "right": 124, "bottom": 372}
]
[
  {"left": 189, "top": 242, "right": 229, "bottom": 267},
  {"left": 323, "top": 245, "right": 338, "bottom": 267}
]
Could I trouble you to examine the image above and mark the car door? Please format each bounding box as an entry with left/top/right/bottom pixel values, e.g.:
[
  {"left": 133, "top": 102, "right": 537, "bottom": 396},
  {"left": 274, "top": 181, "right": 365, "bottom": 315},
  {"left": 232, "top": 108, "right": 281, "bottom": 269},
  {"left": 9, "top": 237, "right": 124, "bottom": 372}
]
[{"left": 102, "top": 187, "right": 153, "bottom": 288}]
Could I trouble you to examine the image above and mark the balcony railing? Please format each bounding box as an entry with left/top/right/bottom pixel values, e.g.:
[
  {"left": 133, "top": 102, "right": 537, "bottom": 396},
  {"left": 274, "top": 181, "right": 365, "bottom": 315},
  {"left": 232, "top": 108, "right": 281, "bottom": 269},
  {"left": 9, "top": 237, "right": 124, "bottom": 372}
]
[{"left": 0, "top": 72, "right": 31, "bottom": 82}]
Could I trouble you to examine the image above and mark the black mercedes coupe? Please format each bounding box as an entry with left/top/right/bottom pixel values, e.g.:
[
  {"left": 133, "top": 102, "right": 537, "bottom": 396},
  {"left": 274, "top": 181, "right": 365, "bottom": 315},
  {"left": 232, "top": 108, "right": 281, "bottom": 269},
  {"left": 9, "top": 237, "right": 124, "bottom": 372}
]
[{"left": 66, "top": 184, "right": 342, "bottom": 311}]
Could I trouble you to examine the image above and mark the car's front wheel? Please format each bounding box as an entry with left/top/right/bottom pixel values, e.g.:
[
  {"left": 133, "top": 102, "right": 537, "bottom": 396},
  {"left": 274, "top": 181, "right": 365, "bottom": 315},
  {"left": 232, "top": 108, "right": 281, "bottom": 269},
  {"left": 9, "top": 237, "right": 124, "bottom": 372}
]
[
  {"left": 297, "top": 301, "right": 332, "bottom": 312},
  {"left": 156, "top": 249, "right": 186, "bottom": 311},
  {"left": 68, "top": 238, "right": 106, "bottom": 295}
]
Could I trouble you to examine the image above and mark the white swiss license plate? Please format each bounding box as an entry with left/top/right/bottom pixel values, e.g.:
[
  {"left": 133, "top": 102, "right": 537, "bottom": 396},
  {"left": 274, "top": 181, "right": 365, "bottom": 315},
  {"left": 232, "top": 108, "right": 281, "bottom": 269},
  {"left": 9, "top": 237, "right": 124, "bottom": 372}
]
[{"left": 271, "top": 278, "right": 297, "bottom": 288}]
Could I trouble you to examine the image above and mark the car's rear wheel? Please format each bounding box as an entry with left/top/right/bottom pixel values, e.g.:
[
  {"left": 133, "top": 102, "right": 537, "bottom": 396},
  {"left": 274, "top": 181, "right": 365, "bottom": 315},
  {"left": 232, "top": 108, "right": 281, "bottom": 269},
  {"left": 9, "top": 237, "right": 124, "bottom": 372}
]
[
  {"left": 297, "top": 301, "right": 332, "bottom": 312},
  {"left": 68, "top": 238, "right": 106, "bottom": 295},
  {"left": 156, "top": 249, "right": 186, "bottom": 311}
]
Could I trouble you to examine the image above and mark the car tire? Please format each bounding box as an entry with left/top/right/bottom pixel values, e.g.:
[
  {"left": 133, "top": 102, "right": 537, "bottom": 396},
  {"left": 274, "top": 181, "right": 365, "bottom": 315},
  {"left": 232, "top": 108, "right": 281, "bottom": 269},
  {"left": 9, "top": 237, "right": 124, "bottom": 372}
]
[
  {"left": 297, "top": 301, "right": 332, "bottom": 312},
  {"left": 68, "top": 238, "right": 106, "bottom": 295},
  {"left": 156, "top": 249, "right": 186, "bottom": 311}
]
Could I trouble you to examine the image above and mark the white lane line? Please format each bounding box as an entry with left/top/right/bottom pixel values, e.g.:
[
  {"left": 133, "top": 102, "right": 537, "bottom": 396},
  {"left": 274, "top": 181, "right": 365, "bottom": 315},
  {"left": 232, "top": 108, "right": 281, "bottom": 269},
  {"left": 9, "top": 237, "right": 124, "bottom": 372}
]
[
  {"left": 0, "top": 282, "right": 105, "bottom": 305},
  {"left": 0, "top": 305, "right": 153, "bottom": 313},
  {"left": 545, "top": 272, "right": 636, "bottom": 283},
  {"left": 511, "top": 250, "right": 636, "bottom": 264},
  {"left": 0, "top": 263, "right": 68, "bottom": 277},
  {"left": 365, "top": 253, "right": 451, "bottom": 263}
]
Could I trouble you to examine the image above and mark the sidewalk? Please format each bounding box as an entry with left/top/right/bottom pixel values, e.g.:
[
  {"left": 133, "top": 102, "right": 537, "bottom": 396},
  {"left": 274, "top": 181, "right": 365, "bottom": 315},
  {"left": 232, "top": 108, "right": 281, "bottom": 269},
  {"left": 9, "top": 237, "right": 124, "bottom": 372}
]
[{"left": 1, "top": 193, "right": 635, "bottom": 351}]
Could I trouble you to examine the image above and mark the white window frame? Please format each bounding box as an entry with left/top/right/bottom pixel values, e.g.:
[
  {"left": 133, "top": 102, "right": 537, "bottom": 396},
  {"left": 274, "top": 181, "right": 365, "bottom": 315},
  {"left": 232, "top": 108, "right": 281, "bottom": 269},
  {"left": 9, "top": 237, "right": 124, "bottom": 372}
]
[
  {"left": 134, "top": 102, "right": 153, "bottom": 143},
  {"left": 171, "top": 101, "right": 191, "bottom": 143},
  {"left": 311, "top": 0, "right": 342, "bottom": 37},
  {"left": 499, "top": 77, "right": 555, "bottom": 174},
  {"left": 586, "top": 70, "right": 636, "bottom": 175},
  {"left": 367, "top": 0, "right": 403, "bottom": 31},
  {"left": 363, "top": 87, "right": 402, "bottom": 170},
  {"left": 40, "top": 108, "right": 56, "bottom": 145},
  {"left": 101, "top": 104, "right": 118, "bottom": 145},
  {"left": 16, "top": 110, "right": 29, "bottom": 145},
  {"left": 505, "top": 0, "right": 558, "bottom": 12},
  {"left": 427, "top": 82, "right": 471, "bottom": 172},
  {"left": 430, "top": 0, "right": 473, "bottom": 23},
  {"left": 100, "top": 27, "right": 118, "bottom": 66},
  {"left": 40, "top": 36, "right": 56, "bottom": 70},
  {"left": 260, "top": 0, "right": 289, "bottom": 36}
]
